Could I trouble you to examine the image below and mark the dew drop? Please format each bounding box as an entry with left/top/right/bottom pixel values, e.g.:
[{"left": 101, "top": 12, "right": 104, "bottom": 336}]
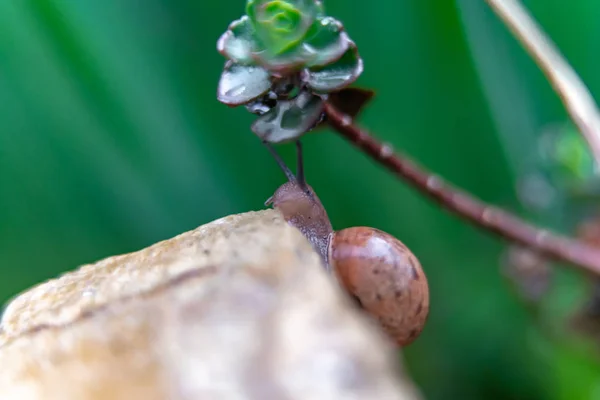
[
  {"left": 225, "top": 83, "right": 247, "bottom": 98},
  {"left": 302, "top": 43, "right": 317, "bottom": 55},
  {"left": 218, "top": 64, "right": 271, "bottom": 105}
]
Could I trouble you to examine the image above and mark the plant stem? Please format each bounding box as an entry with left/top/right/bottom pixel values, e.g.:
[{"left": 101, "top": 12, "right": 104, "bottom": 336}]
[
  {"left": 485, "top": 0, "right": 600, "bottom": 165},
  {"left": 323, "top": 101, "right": 600, "bottom": 275}
]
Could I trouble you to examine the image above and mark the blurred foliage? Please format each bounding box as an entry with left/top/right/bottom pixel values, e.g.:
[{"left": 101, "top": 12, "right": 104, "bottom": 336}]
[{"left": 1, "top": 0, "right": 600, "bottom": 399}]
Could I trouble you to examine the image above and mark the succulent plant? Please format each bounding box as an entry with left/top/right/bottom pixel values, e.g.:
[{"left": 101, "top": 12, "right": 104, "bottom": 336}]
[
  {"left": 552, "top": 128, "right": 597, "bottom": 184},
  {"left": 216, "top": 0, "right": 365, "bottom": 143},
  {"left": 539, "top": 124, "right": 599, "bottom": 194}
]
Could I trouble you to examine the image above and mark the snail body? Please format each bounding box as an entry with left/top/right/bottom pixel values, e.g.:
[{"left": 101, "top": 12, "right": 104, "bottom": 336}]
[
  {"left": 268, "top": 181, "right": 333, "bottom": 267},
  {"left": 264, "top": 142, "right": 429, "bottom": 346}
]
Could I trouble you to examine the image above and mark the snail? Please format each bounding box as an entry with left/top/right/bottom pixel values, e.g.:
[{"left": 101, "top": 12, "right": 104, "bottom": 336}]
[{"left": 263, "top": 141, "right": 429, "bottom": 346}]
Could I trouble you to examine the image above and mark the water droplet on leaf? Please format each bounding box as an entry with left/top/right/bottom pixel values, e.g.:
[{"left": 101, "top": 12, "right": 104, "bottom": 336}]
[{"left": 218, "top": 62, "right": 272, "bottom": 106}]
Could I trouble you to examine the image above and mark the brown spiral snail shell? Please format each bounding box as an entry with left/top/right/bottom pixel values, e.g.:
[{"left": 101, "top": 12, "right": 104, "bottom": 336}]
[{"left": 264, "top": 141, "right": 429, "bottom": 346}]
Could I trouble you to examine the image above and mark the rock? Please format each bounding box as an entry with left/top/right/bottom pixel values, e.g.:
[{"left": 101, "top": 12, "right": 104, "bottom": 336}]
[{"left": 0, "top": 210, "right": 423, "bottom": 400}]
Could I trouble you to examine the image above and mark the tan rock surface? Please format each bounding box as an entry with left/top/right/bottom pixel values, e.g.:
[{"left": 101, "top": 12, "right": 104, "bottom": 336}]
[{"left": 0, "top": 210, "right": 422, "bottom": 400}]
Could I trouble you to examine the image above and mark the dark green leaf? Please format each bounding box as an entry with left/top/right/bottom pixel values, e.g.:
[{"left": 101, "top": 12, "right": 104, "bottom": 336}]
[
  {"left": 251, "top": 91, "right": 324, "bottom": 142},
  {"left": 217, "top": 16, "right": 260, "bottom": 64},
  {"left": 304, "top": 43, "right": 363, "bottom": 93},
  {"left": 303, "top": 17, "right": 350, "bottom": 67}
]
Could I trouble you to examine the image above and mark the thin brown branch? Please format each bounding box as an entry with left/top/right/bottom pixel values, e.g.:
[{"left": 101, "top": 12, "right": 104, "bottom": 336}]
[
  {"left": 323, "top": 101, "right": 600, "bottom": 276},
  {"left": 485, "top": 0, "right": 600, "bottom": 165}
]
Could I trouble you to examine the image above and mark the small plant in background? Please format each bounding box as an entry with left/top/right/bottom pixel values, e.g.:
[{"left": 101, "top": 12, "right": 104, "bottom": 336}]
[
  {"left": 504, "top": 124, "right": 599, "bottom": 306},
  {"left": 216, "top": 0, "right": 364, "bottom": 143},
  {"left": 533, "top": 124, "right": 600, "bottom": 203},
  {"left": 504, "top": 123, "right": 600, "bottom": 349}
]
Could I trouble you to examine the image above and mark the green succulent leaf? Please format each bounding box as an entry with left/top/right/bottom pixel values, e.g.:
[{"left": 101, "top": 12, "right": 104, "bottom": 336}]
[
  {"left": 251, "top": 91, "right": 324, "bottom": 143},
  {"left": 303, "top": 17, "right": 351, "bottom": 67},
  {"left": 304, "top": 43, "right": 363, "bottom": 93},
  {"left": 217, "top": 16, "right": 260, "bottom": 64},
  {"left": 252, "top": 17, "right": 350, "bottom": 74},
  {"left": 217, "top": 61, "right": 272, "bottom": 106},
  {"left": 246, "top": 0, "right": 323, "bottom": 57}
]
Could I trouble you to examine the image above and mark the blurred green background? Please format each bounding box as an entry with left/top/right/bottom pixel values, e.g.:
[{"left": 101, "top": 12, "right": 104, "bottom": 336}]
[{"left": 2, "top": 0, "right": 600, "bottom": 398}]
